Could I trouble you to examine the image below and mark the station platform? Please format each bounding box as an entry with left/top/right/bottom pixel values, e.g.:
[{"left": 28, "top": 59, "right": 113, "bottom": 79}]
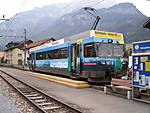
[
  {"left": 28, "top": 72, "right": 90, "bottom": 88},
  {"left": 1, "top": 67, "right": 150, "bottom": 113}
]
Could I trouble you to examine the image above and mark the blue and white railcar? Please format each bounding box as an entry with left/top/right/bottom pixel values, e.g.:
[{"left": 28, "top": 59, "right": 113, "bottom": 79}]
[{"left": 28, "top": 30, "right": 128, "bottom": 83}]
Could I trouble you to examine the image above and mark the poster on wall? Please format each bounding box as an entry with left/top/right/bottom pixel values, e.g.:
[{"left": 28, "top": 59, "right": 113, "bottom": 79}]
[
  {"left": 140, "top": 57, "right": 148, "bottom": 62},
  {"left": 146, "top": 76, "right": 150, "bottom": 87},
  {"left": 139, "top": 75, "right": 145, "bottom": 85},
  {"left": 139, "top": 63, "right": 144, "bottom": 70},
  {"left": 134, "top": 57, "right": 138, "bottom": 64},
  {"left": 134, "top": 71, "right": 139, "bottom": 82},
  {"left": 145, "top": 61, "right": 150, "bottom": 71},
  {"left": 134, "top": 66, "right": 138, "bottom": 70}
]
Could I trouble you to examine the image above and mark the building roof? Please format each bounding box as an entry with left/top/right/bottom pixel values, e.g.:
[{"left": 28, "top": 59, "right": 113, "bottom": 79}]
[
  {"left": 5, "top": 41, "right": 20, "bottom": 49},
  {"left": 143, "top": 18, "right": 150, "bottom": 29},
  {"left": 26, "top": 38, "right": 55, "bottom": 49},
  {"left": 17, "top": 40, "right": 33, "bottom": 50},
  {"left": 5, "top": 40, "right": 33, "bottom": 51}
]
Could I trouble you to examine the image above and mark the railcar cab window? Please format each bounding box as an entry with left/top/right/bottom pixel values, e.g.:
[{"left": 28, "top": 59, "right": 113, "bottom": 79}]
[
  {"left": 97, "top": 43, "right": 113, "bottom": 57},
  {"left": 84, "top": 43, "right": 96, "bottom": 57},
  {"left": 96, "top": 43, "right": 124, "bottom": 57},
  {"left": 113, "top": 44, "right": 124, "bottom": 57}
]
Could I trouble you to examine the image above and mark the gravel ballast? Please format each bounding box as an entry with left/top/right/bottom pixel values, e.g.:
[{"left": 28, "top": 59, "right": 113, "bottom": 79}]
[{"left": 0, "top": 77, "right": 39, "bottom": 113}]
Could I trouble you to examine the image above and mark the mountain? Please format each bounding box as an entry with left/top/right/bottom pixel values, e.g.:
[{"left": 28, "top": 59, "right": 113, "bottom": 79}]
[
  {"left": 33, "top": 3, "right": 150, "bottom": 43},
  {"left": 0, "top": 3, "right": 149, "bottom": 50}
]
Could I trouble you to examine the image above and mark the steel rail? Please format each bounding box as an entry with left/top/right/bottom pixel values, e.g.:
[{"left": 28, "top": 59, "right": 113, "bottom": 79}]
[
  {"left": 0, "top": 70, "right": 82, "bottom": 113},
  {"left": 0, "top": 71, "right": 47, "bottom": 113}
]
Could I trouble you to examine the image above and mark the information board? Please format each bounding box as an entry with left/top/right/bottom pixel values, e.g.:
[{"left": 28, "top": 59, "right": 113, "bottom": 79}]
[{"left": 133, "top": 41, "right": 150, "bottom": 88}]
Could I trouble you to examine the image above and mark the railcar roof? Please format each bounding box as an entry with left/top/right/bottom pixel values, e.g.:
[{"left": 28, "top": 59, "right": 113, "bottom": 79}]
[
  {"left": 30, "top": 30, "right": 124, "bottom": 53},
  {"left": 63, "top": 30, "right": 91, "bottom": 43}
]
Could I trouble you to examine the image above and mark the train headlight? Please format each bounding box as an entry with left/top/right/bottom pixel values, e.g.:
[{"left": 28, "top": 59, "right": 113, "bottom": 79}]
[
  {"left": 106, "top": 61, "right": 114, "bottom": 65},
  {"left": 100, "top": 61, "right": 106, "bottom": 64},
  {"left": 108, "top": 39, "right": 113, "bottom": 43},
  {"left": 122, "top": 61, "right": 127, "bottom": 64}
]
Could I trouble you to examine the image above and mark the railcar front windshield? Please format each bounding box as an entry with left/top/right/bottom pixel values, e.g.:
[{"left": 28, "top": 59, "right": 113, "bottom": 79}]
[
  {"left": 113, "top": 44, "right": 124, "bottom": 57},
  {"left": 96, "top": 43, "right": 124, "bottom": 57}
]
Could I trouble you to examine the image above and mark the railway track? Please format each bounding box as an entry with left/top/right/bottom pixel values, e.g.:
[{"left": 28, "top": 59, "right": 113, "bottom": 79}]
[{"left": 0, "top": 70, "right": 82, "bottom": 113}]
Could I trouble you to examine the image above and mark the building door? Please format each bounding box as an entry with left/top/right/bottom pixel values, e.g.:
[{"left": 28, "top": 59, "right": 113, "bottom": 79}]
[{"left": 18, "top": 59, "right": 23, "bottom": 65}]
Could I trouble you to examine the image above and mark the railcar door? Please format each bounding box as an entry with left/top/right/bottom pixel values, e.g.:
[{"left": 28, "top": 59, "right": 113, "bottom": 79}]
[
  {"left": 32, "top": 53, "right": 36, "bottom": 68},
  {"left": 29, "top": 53, "right": 36, "bottom": 70},
  {"left": 71, "top": 43, "right": 81, "bottom": 74}
]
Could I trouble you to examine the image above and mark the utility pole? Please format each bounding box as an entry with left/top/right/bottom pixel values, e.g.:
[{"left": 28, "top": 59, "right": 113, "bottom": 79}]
[{"left": 23, "top": 28, "right": 27, "bottom": 68}]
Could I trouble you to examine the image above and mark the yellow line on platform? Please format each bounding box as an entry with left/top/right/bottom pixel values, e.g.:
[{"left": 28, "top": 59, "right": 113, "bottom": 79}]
[
  {"left": 28, "top": 72, "right": 88, "bottom": 85},
  {"left": 28, "top": 72, "right": 90, "bottom": 88}
]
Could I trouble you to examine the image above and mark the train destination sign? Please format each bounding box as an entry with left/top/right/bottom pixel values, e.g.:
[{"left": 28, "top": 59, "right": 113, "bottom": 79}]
[{"left": 90, "top": 30, "right": 124, "bottom": 44}]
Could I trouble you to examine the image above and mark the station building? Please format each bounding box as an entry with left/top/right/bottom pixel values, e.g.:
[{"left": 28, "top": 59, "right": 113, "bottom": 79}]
[
  {"left": 4, "top": 37, "right": 55, "bottom": 66},
  {"left": 4, "top": 40, "right": 32, "bottom": 65}
]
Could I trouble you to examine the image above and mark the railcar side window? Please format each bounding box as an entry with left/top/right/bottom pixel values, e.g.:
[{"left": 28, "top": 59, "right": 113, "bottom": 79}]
[
  {"left": 84, "top": 43, "right": 96, "bottom": 57},
  {"left": 46, "top": 47, "right": 68, "bottom": 59},
  {"left": 36, "top": 52, "right": 46, "bottom": 60},
  {"left": 36, "top": 47, "right": 68, "bottom": 60},
  {"left": 51, "top": 49, "right": 60, "bottom": 59},
  {"left": 36, "top": 53, "right": 40, "bottom": 60},
  {"left": 47, "top": 51, "right": 53, "bottom": 59},
  {"left": 60, "top": 47, "right": 68, "bottom": 58}
]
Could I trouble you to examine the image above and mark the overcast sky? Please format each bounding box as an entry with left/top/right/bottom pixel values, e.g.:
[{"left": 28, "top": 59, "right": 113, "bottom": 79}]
[{"left": 0, "top": 0, "right": 150, "bottom": 19}]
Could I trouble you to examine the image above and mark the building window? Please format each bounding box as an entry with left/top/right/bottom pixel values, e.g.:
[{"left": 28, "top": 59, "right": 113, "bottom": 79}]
[
  {"left": 36, "top": 52, "right": 46, "bottom": 60},
  {"left": 18, "top": 54, "right": 22, "bottom": 57}
]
